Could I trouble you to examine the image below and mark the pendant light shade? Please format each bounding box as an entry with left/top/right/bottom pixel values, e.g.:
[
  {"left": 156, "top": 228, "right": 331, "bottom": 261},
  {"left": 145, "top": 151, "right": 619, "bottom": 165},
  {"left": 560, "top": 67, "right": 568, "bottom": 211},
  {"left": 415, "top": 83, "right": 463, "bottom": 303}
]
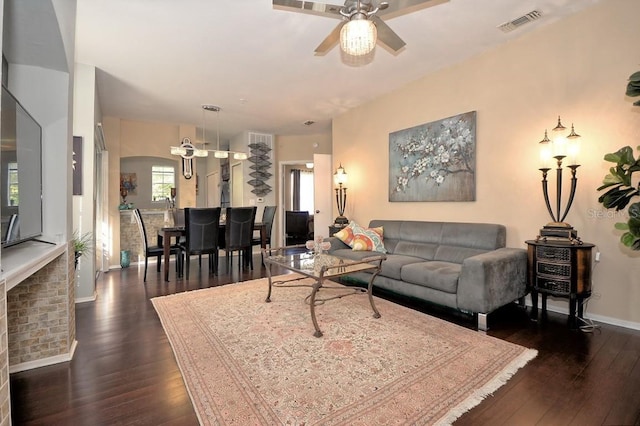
[{"left": 340, "top": 18, "right": 377, "bottom": 56}]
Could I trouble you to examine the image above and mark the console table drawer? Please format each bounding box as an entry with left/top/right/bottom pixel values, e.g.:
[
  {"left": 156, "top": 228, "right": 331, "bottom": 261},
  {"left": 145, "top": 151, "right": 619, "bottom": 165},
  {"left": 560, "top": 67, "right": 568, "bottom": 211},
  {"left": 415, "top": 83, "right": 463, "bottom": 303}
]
[
  {"left": 535, "top": 276, "right": 571, "bottom": 295},
  {"left": 536, "top": 245, "right": 571, "bottom": 262},
  {"left": 537, "top": 262, "right": 571, "bottom": 277}
]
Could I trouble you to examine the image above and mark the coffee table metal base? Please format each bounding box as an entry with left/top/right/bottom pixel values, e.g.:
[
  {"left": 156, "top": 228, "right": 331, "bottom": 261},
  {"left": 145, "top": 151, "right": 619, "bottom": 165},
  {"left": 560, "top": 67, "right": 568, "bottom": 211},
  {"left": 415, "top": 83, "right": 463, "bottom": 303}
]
[{"left": 264, "top": 250, "right": 385, "bottom": 337}]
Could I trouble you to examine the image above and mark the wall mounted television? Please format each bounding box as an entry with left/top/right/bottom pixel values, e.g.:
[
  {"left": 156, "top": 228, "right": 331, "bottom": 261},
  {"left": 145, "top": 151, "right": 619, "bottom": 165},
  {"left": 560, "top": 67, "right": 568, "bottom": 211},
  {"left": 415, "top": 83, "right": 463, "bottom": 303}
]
[{"left": 0, "top": 85, "right": 43, "bottom": 247}]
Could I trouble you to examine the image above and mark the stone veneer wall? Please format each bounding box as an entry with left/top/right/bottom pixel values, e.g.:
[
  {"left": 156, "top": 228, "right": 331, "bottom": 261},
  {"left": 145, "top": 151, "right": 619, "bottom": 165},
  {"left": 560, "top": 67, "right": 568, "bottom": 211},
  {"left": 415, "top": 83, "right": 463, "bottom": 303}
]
[
  {"left": 120, "top": 210, "right": 173, "bottom": 263},
  {"left": 0, "top": 280, "right": 8, "bottom": 426},
  {"left": 7, "top": 245, "right": 75, "bottom": 367}
]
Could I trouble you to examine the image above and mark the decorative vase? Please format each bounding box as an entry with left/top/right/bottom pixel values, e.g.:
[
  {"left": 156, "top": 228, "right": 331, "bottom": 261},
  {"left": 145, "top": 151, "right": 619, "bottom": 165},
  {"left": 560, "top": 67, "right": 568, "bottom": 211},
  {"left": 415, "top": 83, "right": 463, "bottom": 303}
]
[{"left": 120, "top": 250, "right": 130, "bottom": 268}]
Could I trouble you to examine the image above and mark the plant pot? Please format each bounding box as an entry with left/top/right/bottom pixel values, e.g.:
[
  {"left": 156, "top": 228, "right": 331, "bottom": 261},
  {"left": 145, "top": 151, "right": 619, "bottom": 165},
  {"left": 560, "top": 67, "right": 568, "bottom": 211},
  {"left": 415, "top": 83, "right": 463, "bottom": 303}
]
[{"left": 120, "top": 250, "right": 131, "bottom": 268}]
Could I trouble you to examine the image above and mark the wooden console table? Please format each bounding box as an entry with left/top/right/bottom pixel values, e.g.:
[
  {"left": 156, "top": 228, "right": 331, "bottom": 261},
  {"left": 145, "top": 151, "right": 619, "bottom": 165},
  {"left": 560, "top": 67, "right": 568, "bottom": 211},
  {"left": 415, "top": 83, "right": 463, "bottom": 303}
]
[{"left": 526, "top": 239, "right": 594, "bottom": 328}]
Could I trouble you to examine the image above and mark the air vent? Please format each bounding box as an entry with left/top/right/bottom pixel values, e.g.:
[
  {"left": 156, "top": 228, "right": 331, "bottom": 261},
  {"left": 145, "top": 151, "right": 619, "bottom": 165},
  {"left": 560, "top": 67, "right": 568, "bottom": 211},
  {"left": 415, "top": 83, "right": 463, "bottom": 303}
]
[
  {"left": 498, "top": 10, "right": 543, "bottom": 33},
  {"left": 249, "top": 132, "right": 273, "bottom": 149}
]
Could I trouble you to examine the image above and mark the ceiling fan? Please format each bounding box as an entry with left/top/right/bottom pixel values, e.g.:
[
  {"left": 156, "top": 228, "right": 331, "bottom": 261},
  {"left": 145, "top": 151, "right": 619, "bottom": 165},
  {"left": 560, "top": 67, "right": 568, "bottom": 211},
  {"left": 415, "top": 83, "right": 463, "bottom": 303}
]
[{"left": 273, "top": 0, "right": 448, "bottom": 56}]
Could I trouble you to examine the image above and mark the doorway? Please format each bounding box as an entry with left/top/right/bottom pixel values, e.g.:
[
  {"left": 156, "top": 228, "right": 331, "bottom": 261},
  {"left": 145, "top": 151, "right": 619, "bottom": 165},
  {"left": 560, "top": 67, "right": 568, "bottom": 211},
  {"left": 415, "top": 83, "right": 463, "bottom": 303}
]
[
  {"left": 206, "top": 171, "right": 220, "bottom": 207},
  {"left": 277, "top": 154, "right": 331, "bottom": 246}
]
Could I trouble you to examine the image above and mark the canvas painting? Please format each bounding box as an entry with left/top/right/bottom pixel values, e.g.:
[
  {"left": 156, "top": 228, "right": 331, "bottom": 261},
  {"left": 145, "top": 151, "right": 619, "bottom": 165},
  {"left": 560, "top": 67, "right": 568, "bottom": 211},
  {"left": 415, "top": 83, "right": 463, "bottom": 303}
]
[
  {"left": 120, "top": 173, "right": 138, "bottom": 195},
  {"left": 389, "top": 111, "right": 476, "bottom": 202}
]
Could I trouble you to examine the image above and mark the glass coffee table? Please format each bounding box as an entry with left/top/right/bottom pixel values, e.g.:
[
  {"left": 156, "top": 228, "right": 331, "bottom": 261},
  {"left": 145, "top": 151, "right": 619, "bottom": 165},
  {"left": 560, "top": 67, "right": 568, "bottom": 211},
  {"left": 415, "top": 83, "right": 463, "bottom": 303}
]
[{"left": 263, "top": 247, "right": 386, "bottom": 337}]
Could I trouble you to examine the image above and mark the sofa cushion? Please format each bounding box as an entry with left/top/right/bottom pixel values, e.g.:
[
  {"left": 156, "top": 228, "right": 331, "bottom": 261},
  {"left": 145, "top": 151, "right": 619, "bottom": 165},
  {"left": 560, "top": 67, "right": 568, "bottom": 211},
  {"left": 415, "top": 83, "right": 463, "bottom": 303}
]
[
  {"left": 439, "top": 222, "right": 506, "bottom": 251},
  {"left": 393, "top": 241, "right": 438, "bottom": 260},
  {"left": 434, "top": 245, "right": 489, "bottom": 264},
  {"left": 329, "top": 248, "right": 375, "bottom": 262},
  {"left": 401, "top": 261, "right": 461, "bottom": 294},
  {"left": 378, "top": 254, "right": 425, "bottom": 280}
]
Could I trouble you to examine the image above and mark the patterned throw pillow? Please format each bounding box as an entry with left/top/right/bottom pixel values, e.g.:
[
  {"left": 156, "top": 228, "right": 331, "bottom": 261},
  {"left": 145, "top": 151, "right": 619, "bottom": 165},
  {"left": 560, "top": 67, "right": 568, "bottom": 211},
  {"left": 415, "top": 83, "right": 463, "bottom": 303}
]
[
  {"left": 351, "top": 223, "right": 387, "bottom": 253},
  {"left": 333, "top": 221, "right": 358, "bottom": 247}
]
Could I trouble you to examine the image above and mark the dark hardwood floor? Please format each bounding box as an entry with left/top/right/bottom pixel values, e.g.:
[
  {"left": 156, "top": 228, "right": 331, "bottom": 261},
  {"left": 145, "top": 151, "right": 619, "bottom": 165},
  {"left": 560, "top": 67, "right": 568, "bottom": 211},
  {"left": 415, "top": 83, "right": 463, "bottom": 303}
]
[{"left": 10, "top": 254, "right": 640, "bottom": 425}]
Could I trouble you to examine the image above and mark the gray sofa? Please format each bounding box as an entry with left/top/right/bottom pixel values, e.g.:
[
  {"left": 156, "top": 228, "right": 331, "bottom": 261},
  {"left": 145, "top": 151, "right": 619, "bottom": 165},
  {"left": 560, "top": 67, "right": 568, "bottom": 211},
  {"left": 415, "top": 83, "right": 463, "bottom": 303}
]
[{"left": 326, "top": 220, "right": 528, "bottom": 330}]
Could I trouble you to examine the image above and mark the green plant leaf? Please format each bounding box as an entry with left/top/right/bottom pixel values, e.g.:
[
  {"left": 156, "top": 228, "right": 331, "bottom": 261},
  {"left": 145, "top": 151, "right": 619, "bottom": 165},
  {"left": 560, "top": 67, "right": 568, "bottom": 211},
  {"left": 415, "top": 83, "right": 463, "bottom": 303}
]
[
  {"left": 629, "top": 217, "right": 640, "bottom": 237},
  {"left": 598, "top": 186, "right": 638, "bottom": 210},
  {"left": 604, "top": 146, "right": 635, "bottom": 165},
  {"left": 629, "top": 202, "right": 640, "bottom": 221},
  {"left": 599, "top": 173, "right": 623, "bottom": 188},
  {"left": 615, "top": 222, "right": 629, "bottom": 230},
  {"left": 621, "top": 232, "right": 636, "bottom": 247}
]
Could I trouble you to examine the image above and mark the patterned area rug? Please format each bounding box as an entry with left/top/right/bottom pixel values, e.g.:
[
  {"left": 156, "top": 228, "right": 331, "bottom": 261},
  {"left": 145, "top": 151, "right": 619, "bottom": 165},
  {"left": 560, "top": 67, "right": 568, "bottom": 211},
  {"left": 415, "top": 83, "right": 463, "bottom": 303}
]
[{"left": 152, "top": 276, "right": 536, "bottom": 425}]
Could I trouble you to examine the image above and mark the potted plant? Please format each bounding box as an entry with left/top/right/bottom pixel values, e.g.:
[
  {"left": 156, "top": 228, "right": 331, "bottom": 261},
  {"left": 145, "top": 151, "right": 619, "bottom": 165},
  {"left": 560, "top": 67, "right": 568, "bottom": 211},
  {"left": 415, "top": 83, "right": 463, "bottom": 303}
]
[
  {"left": 72, "top": 230, "right": 93, "bottom": 268},
  {"left": 596, "top": 71, "right": 640, "bottom": 250}
]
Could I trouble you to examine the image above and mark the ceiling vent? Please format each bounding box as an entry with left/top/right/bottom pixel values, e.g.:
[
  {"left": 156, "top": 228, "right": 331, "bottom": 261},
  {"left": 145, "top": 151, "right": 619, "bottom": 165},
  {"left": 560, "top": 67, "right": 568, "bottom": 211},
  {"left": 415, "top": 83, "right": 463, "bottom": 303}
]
[{"left": 498, "top": 10, "right": 543, "bottom": 33}]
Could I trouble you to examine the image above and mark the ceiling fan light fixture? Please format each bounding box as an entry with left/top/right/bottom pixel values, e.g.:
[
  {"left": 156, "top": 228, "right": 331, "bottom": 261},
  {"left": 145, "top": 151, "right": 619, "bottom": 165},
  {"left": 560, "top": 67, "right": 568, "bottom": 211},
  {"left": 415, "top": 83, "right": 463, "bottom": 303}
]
[{"left": 340, "top": 17, "right": 377, "bottom": 56}]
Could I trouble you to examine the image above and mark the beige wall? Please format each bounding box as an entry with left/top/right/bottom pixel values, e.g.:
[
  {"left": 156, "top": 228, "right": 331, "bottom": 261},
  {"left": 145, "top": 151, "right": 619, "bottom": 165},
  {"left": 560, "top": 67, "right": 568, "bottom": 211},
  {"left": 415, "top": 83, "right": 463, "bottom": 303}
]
[
  {"left": 332, "top": 0, "right": 640, "bottom": 328},
  {"left": 276, "top": 133, "right": 332, "bottom": 162},
  {"left": 103, "top": 118, "right": 197, "bottom": 268}
]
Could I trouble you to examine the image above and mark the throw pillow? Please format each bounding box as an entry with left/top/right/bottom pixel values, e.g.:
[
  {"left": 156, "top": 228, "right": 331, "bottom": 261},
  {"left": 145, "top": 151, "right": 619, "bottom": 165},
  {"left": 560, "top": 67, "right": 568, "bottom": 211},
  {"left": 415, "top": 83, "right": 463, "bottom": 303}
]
[
  {"left": 351, "top": 223, "right": 387, "bottom": 253},
  {"left": 333, "top": 221, "right": 358, "bottom": 247}
]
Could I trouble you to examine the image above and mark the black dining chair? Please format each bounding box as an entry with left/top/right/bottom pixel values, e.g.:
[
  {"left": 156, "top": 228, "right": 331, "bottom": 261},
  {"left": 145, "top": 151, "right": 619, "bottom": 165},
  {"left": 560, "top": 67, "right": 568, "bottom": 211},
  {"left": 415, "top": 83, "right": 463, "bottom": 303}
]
[
  {"left": 132, "top": 208, "right": 182, "bottom": 282},
  {"left": 178, "top": 207, "right": 221, "bottom": 280},
  {"left": 252, "top": 205, "right": 276, "bottom": 250},
  {"left": 224, "top": 206, "right": 257, "bottom": 270}
]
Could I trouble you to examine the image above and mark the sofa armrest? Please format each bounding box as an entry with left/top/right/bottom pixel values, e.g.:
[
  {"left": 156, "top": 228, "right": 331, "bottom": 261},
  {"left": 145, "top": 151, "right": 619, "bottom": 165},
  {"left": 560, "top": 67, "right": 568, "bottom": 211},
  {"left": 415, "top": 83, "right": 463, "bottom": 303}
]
[
  {"left": 325, "top": 236, "right": 350, "bottom": 253},
  {"left": 457, "top": 247, "right": 527, "bottom": 314}
]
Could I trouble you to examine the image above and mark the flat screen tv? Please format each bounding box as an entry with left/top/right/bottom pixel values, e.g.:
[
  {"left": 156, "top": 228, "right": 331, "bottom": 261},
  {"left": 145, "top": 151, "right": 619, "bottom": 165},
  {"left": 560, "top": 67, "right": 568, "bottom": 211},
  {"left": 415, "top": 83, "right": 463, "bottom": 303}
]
[{"left": 0, "top": 85, "right": 43, "bottom": 247}]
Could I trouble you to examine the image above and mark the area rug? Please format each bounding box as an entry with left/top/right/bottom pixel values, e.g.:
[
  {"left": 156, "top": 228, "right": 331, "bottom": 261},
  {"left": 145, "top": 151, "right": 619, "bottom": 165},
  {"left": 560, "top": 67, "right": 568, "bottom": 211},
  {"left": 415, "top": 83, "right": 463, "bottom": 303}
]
[{"left": 152, "top": 276, "right": 537, "bottom": 425}]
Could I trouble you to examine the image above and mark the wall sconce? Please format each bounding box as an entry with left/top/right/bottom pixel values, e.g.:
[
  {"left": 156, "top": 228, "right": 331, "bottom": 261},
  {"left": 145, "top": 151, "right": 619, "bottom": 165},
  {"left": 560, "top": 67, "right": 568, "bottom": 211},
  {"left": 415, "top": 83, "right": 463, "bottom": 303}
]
[
  {"left": 334, "top": 163, "right": 348, "bottom": 225},
  {"left": 537, "top": 116, "right": 582, "bottom": 242}
]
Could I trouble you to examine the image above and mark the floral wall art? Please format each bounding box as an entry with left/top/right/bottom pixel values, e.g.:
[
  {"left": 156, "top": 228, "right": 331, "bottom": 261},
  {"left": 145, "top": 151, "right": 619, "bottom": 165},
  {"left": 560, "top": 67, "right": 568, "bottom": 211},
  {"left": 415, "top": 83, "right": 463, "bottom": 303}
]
[{"left": 389, "top": 111, "right": 476, "bottom": 202}]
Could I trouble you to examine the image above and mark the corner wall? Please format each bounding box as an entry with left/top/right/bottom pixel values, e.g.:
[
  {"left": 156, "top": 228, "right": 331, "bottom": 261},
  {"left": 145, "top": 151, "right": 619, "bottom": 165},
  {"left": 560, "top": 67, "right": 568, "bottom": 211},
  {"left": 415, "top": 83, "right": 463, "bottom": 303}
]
[{"left": 332, "top": 0, "right": 640, "bottom": 327}]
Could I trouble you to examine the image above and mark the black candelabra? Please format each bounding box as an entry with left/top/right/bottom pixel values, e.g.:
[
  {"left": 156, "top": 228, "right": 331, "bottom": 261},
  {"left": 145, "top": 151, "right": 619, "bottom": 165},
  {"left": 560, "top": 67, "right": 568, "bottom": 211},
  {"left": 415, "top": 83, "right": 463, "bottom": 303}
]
[
  {"left": 334, "top": 163, "right": 348, "bottom": 226},
  {"left": 537, "top": 117, "right": 582, "bottom": 243}
]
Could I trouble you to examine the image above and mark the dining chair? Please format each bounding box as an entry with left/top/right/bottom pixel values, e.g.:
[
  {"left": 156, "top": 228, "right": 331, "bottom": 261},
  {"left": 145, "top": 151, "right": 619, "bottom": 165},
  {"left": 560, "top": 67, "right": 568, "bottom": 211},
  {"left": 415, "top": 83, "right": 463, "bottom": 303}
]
[
  {"left": 172, "top": 208, "right": 185, "bottom": 227},
  {"left": 171, "top": 208, "right": 186, "bottom": 245},
  {"left": 224, "top": 206, "right": 257, "bottom": 270},
  {"left": 133, "top": 208, "right": 181, "bottom": 282},
  {"left": 178, "top": 207, "right": 221, "bottom": 280},
  {"left": 252, "top": 205, "right": 276, "bottom": 250}
]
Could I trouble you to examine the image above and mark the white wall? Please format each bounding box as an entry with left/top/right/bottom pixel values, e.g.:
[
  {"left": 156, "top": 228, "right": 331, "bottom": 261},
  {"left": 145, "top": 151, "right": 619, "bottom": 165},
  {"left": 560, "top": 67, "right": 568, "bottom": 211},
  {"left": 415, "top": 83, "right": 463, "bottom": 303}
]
[{"left": 72, "top": 62, "right": 97, "bottom": 301}]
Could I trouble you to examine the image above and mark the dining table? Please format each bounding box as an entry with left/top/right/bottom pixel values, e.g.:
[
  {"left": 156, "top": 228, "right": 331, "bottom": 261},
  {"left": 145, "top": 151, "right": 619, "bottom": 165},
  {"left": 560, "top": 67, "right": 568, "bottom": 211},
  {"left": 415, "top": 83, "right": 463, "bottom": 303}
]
[{"left": 159, "top": 221, "right": 267, "bottom": 281}]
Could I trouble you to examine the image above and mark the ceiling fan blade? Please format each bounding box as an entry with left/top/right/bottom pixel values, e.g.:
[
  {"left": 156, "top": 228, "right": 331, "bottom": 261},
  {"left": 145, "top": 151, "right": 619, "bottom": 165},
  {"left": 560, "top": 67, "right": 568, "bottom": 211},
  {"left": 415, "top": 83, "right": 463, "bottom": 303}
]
[
  {"left": 314, "top": 21, "right": 345, "bottom": 55},
  {"left": 273, "top": 0, "right": 344, "bottom": 19},
  {"left": 377, "top": 0, "right": 449, "bottom": 19},
  {"left": 371, "top": 15, "right": 405, "bottom": 52}
]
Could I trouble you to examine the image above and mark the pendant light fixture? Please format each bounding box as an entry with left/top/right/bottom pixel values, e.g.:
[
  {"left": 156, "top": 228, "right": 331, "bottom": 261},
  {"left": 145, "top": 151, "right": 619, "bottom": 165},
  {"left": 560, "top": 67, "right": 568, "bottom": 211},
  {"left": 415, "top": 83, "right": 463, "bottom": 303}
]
[{"left": 170, "top": 105, "right": 248, "bottom": 161}]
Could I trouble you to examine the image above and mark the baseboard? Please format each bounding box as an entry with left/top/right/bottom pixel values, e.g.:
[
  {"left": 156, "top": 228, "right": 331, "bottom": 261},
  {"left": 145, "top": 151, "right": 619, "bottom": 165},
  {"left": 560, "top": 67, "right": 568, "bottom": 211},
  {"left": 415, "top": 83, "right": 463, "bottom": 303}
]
[
  {"left": 75, "top": 291, "right": 97, "bottom": 303},
  {"left": 524, "top": 297, "right": 640, "bottom": 331},
  {"left": 9, "top": 339, "right": 78, "bottom": 373}
]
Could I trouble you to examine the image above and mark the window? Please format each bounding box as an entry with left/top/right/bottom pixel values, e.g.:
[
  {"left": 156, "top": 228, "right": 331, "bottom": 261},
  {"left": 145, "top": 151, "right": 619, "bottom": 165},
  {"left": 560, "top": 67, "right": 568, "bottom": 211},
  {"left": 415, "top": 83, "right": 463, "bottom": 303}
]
[
  {"left": 151, "top": 165, "right": 175, "bottom": 201},
  {"left": 290, "top": 169, "right": 314, "bottom": 213},
  {"left": 299, "top": 171, "right": 314, "bottom": 213},
  {"left": 8, "top": 161, "right": 18, "bottom": 206}
]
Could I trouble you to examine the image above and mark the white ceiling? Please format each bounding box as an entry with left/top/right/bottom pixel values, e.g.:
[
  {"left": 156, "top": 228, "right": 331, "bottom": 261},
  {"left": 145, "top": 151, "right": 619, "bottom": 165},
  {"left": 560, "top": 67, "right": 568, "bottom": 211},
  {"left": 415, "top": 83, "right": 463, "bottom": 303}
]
[{"left": 72, "top": 0, "right": 601, "bottom": 141}]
